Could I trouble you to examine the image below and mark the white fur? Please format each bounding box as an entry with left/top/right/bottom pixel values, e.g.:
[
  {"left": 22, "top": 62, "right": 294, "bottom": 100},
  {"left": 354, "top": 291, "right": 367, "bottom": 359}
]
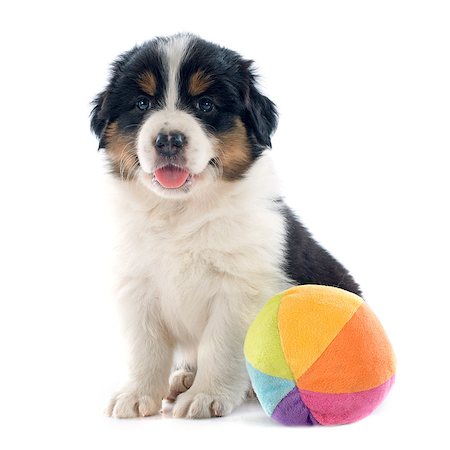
[
  {"left": 163, "top": 34, "right": 192, "bottom": 110},
  {"left": 106, "top": 153, "right": 293, "bottom": 418}
]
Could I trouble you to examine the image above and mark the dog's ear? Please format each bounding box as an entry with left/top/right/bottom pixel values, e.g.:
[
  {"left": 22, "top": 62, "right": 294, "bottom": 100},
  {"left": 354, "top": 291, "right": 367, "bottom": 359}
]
[
  {"left": 241, "top": 60, "right": 278, "bottom": 149},
  {"left": 90, "top": 90, "right": 110, "bottom": 149},
  {"left": 90, "top": 47, "right": 139, "bottom": 149}
]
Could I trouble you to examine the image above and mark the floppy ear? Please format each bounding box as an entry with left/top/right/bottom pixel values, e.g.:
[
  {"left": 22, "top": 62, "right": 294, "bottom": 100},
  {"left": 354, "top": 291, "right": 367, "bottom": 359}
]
[
  {"left": 241, "top": 61, "right": 278, "bottom": 148},
  {"left": 90, "top": 46, "right": 139, "bottom": 150},
  {"left": 90, "top": 90, "right": 110, "bottom": 150}
]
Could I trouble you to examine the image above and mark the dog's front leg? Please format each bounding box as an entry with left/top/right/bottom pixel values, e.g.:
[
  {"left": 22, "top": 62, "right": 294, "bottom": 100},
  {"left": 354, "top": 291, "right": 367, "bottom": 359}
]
[
  {"left": 106, "top": 279, "right": 173, "bottom": 418},
  {"left": 172, "top": 287, "right": 258, "bottom": 419}
]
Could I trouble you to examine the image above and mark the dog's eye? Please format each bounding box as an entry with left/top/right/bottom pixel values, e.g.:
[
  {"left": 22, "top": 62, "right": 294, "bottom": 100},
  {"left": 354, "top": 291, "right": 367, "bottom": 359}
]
[
  {"left": 136, "top": 97, "right": 152, "bottom": 111},
  {"left": 197, "top": 97, "right": 214, "bottom": 113}
]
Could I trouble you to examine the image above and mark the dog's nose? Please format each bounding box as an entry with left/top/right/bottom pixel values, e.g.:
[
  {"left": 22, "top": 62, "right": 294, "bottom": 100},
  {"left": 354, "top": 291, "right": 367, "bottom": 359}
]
[{"left": 154, "top": 131, "right": 186, "bottom": 156}]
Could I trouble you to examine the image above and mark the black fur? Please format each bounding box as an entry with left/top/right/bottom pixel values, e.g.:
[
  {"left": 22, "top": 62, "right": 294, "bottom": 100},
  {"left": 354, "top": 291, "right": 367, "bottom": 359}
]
[
  {"left": 90, "top": 35, "right": 278, "bottom": 163},
  {"left": 178, "top": 40, "right": 278, "bottom": 156},
  {"left": 240, "top": 62, "right": 278, "bottom": 151},
  {"left": 276, "top": 199, "right": 362, "bottom": 296},
  {"left": 90, "top": 43, "right": 166, "bottom": 149}
]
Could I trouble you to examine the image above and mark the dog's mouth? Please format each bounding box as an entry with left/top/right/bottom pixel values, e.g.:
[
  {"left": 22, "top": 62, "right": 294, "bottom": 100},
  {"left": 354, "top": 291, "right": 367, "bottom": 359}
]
[{"left": 152, "top": 164, "right": 193, "bottom": 189}]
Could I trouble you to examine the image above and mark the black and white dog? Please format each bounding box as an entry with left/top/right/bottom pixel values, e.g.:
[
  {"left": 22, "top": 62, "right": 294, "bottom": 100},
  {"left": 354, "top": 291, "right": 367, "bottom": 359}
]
[{"left": 91, "top": 33, "right": 360, "bottom": 419}]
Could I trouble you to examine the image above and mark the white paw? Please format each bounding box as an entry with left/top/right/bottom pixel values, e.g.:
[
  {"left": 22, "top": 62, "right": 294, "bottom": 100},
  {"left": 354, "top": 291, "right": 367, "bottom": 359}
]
[
  {"left": 172, "top": 391, "right": 236, "bottom": 419},
  {"left": 166, "top": 368, "right": 196, "bottom": 402},
  {"left": 106, "top": 389, "right": 162, "bottom": 418}
]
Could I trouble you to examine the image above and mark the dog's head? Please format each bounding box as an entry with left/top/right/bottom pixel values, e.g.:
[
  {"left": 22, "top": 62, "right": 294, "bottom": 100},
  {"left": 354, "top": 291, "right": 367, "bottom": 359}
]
[{"left": 91, "top": 34, "right": 277, "bottom": 198}]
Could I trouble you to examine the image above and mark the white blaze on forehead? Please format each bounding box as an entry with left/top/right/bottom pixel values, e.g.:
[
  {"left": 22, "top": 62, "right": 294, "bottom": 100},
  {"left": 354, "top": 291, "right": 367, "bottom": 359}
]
[{"left": 162, "top": 34, "right": 192, "bottom": 111}]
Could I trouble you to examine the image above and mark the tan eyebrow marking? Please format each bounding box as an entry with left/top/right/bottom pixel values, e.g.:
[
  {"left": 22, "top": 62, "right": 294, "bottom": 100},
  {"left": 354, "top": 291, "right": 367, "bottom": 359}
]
[
  {"left": 188, "top": 70, "right": 213, "bottom": 96},
  {"left": 138, "top": 72, "right": 157, "bottom": 96}
]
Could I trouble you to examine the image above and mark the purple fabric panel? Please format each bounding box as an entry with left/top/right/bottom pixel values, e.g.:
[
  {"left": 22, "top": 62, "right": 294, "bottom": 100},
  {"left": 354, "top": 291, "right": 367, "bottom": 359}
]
[{"left": 271, "top": 386, "right": 318, "bottom": 426}]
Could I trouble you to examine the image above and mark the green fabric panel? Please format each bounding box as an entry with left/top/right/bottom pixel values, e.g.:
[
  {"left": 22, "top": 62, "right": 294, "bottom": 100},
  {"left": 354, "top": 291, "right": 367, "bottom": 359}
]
[{"left": 244, "top": 293, "right": 293, "bottom": 380}]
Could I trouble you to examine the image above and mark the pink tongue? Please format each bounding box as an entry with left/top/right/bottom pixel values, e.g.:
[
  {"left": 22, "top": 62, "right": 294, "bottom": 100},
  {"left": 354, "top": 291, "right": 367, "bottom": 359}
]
[{"left": 154, "top": 165, "right": 190, "bottom": 189}]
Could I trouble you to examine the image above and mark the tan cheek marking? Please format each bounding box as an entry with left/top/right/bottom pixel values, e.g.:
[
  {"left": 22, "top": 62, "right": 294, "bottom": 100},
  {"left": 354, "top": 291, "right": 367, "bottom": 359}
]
[
  {"left": 104, "top": 122, "right": 139, "bottom": 180},
  {"left": 138, "top": 72, "right": 157, "bottom": 96},
  {"left": 216, "top": 119, "right": 252, "bottom": 180},
  {"left": 188, "top": 71, "right": 213, "bottom": 96}
]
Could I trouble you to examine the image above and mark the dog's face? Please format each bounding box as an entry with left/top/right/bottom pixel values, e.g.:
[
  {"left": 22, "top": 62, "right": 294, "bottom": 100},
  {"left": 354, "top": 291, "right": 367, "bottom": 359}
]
[{"left": 91, "top": 34, "right": 277, "bottom": 199}]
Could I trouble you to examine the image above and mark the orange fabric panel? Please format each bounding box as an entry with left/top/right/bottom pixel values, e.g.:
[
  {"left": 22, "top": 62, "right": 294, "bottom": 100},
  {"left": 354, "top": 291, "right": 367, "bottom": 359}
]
[{"left": 297, "top": 303, "right": 396, "bottom": 393}]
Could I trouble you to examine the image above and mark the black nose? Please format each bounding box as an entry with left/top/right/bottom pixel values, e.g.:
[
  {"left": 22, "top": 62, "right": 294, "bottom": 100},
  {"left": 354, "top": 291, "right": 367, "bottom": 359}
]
[{"left": 154, "top": 131, "right": 186, "bottom": 156}]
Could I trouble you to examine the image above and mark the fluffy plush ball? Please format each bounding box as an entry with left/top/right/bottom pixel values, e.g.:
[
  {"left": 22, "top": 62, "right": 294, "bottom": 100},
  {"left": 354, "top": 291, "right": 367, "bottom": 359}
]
[{"left": 244, "top": 285, "right": 396, "bottom": 426}]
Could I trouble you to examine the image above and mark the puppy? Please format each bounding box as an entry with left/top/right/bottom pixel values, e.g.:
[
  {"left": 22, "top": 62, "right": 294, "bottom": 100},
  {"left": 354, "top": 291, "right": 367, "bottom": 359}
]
[{"left": 91, "top": 33, "right": 360, "bottom": 419}]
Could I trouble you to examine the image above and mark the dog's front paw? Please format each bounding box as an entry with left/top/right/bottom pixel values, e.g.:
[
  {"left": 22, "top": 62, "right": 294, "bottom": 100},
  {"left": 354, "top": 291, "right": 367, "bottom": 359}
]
[
  {"left": 172, "top": 390, "right": 238, "bottom": 419},
  {"left": 106, "top": 388, "right": 162, "bottom": 418}
]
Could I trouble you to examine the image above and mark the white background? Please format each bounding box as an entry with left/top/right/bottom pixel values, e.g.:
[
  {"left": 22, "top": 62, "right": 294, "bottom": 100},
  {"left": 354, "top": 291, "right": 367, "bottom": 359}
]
[{"left": 1, "top": 1, "right": 449, "bottom": 449}]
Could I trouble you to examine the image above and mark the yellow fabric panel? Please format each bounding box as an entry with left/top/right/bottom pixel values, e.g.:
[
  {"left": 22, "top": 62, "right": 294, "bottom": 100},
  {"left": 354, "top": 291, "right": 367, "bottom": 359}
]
[
  {"left": 244, "top": 293, "right": 294, "bottom": 380},
  {"left": 278, "top": 285, "right": 363, "bottom": 380}
]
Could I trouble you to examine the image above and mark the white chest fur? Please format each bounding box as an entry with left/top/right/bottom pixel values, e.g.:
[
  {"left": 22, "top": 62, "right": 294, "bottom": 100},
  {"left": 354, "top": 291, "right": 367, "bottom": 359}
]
[{"left": 108, "top": 154, "right": 291, "bottom": 346}]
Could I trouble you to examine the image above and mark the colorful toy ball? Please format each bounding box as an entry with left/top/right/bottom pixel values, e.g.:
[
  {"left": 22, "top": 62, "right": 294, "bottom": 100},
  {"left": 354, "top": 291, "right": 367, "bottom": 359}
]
[{"left": 244, "top": 285, "right": 396, "bottom": 426}]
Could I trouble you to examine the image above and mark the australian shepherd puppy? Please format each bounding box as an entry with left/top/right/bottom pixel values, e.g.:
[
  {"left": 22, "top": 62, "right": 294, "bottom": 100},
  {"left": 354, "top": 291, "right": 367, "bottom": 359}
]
[{"left": 91, "top": 33, "right": 360, "bottom": 419}]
